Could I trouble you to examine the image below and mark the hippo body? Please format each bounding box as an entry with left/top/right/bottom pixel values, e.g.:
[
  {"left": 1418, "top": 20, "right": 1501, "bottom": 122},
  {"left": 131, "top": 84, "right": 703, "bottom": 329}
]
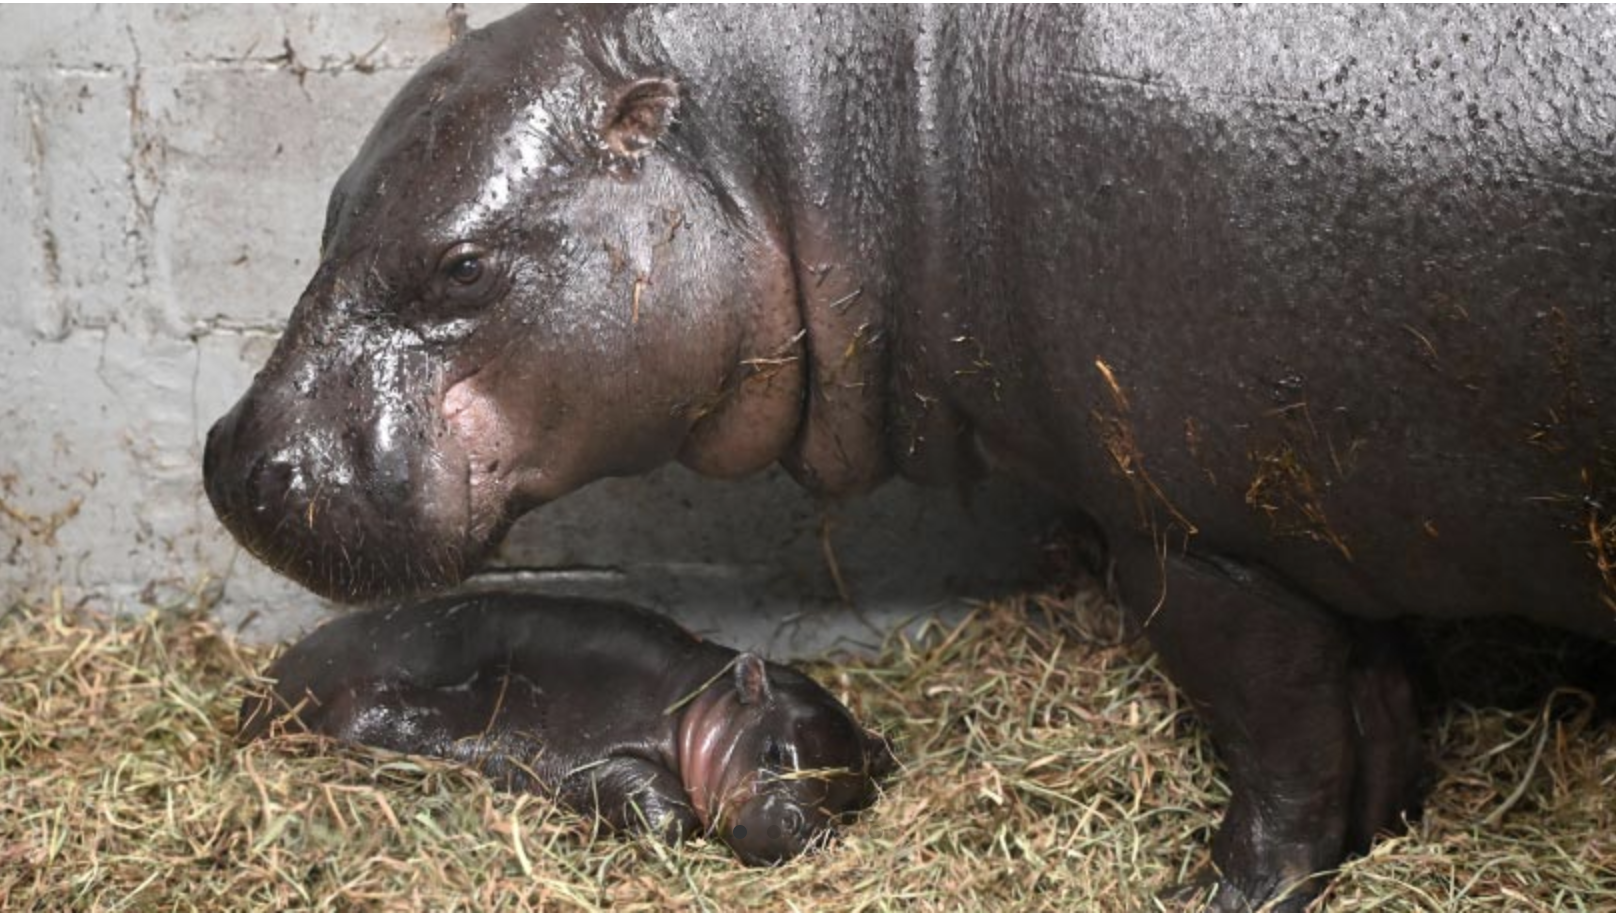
[
  {"left": 206, "top": 6, "right": 1616, "bottom": 908},
  {"left": 239, "top": 592, "right": 893, "bottom": 865}
]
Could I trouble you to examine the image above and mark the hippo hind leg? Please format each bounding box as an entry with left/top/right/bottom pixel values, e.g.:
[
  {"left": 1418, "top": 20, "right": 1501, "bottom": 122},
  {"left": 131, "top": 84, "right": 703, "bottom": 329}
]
[
  {"left": 1114, "top": 545, "right": 1424, "bottom": 910},
  {"left": 1344, "top": 622, "right": 1427, "bottom": 854}
]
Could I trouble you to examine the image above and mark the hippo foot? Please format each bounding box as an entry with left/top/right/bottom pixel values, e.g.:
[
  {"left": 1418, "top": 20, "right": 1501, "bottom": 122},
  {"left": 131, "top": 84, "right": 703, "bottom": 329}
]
[{"left": 1116, "top": 545, "right": 1427, "bottom": 911}]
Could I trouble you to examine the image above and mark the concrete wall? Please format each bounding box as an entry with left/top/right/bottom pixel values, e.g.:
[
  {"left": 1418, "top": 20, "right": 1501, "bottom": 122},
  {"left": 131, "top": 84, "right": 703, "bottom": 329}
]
[
  {"left": 2, "top": 4, "right": 521, "bottom": 631},
  {"left": 1, "top": 5, "right": 1056, "bottom": 656}
]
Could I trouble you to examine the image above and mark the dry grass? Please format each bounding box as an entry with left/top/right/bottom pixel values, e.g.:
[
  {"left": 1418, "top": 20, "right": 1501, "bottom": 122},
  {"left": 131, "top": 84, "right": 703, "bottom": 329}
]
[{"left": 2, "top": 584, "right": 1612, "bottom": 911}]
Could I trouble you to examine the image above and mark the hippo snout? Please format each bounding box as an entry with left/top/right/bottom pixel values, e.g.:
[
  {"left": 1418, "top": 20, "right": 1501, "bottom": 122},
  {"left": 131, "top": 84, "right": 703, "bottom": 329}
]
[
  {"left": 204, "top": 393, "right": 329, "bottom": 542},
  {"left": 205, "top": 408, "right": 298, "bottom": 524},
  {"left": 205, "top": 402, "right": 274, "bottom": 524},
  {"left": 203, "top": 378, "right": 488, "bottom": 602},
  {"left": 204, "top": 396, "right": 324, "bottom": 576},
  {"left": 726, "top": 797, "right": 821, "bottom": 866}
]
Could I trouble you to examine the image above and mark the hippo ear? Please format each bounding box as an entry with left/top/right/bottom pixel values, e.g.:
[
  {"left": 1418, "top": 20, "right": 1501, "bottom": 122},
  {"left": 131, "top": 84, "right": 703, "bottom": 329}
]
[
  {"left": 732, "top": 653, "right": 772, "bottom": 706},
  {"left": 600, "top": 77, "right": 681, "bottom": 159}
]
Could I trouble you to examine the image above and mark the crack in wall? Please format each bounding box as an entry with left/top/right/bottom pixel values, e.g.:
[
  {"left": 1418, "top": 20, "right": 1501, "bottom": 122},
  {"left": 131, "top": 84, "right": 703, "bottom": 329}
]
[
  {"left": 21, "top": 80, "right": 63, "bottom": 337},
  {"left": 122, "top": 22, "right": 161, "bottom": 309},
  {"left": 0, "top": 60, "right": 428, "bottom": 76}
]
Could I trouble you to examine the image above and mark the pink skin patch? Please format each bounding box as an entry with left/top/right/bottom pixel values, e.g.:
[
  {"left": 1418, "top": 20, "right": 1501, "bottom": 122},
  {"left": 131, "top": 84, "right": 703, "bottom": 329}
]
[
  {"left": 678, "top": 688, "right": 755, "bottom": 829},
  {"left": 442, "top": 375, "right": 512, "bottom": 539},
  {"left": 443, "top": 378, "right": 498, "bottom": 447}
]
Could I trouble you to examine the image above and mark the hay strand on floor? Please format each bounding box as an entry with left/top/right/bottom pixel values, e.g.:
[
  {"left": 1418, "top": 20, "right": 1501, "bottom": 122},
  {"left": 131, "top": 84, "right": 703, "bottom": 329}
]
[{"left": 1, "top": 587, "right": 1611, "bottom": 911}]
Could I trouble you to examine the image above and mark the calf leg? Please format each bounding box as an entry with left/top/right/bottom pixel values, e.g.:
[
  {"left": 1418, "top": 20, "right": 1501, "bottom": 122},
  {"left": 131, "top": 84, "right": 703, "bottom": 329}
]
[{"left": 562, "top": 757, "right": 703, "bottom": 844}]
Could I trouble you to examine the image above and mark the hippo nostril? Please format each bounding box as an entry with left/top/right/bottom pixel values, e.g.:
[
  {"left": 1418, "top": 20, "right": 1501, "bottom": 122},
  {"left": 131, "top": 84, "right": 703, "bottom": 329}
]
[{"left": 245, "top": 454, "right": 302, "bottom": 513}]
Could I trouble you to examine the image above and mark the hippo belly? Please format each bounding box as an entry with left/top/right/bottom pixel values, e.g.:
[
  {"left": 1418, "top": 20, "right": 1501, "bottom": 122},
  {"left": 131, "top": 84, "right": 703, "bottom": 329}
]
[{"left": 907, "top": 6, "right": 1616, "bottom": 637}]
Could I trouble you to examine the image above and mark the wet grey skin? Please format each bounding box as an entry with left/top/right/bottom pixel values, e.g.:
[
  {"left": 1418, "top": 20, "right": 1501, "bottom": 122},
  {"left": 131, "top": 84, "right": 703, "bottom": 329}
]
[
  {"left": 206, "top": 6, "right": 1616, "bottom": 909},
  {"left": 238, "top": 593, "right": 896, "bottom": 865}
]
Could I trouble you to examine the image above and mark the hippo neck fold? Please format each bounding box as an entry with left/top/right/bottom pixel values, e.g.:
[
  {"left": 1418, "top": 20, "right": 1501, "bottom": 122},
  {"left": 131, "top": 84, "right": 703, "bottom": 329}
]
[
  {"left": 675, "top": 681, "right": 753, "bottom": 829},
  {"left": 640, "top": 5, "right": 980, "bottom": 498},
  {"left": 672, "top": 229, "right": 811, "bottom": 483},
  {"left": 773, "top": 218, "right": 896, "bottom": 498},
  {"left": 663, "top": 132, "right": 903, "bottom": 499}
]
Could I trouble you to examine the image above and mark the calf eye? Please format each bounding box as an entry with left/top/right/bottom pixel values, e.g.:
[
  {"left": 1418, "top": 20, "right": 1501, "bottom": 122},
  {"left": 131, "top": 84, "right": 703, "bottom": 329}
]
[{"left": 764, "top": 739, "right": 785, "bottom": 766}]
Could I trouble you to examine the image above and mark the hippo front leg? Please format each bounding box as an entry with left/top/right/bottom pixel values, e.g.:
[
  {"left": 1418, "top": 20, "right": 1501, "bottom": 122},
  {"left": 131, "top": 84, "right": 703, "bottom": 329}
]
[
  {"left": 1114, "top": 544, "right": 1420, "bottom": 910},
  {"left": 562, "top": 756, "right": 702, "bottom": 845}
]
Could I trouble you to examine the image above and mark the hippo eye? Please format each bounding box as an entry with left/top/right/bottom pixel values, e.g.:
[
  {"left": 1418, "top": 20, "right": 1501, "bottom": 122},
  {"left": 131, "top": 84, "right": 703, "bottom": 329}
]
[
  {"left": 447, "top": 255, "right": 483, "bottom": 285},
  {"left": 764, "top": 739, "right": 800, "bottom": 772},
  {"left": 437, "top": 243, "right": 493, "bottom": 294}
]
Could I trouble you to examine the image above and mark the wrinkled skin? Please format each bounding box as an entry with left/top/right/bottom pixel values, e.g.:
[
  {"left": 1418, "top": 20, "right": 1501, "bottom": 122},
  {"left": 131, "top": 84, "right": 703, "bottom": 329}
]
[
  {"left": 208, "top": 6, "right": 1616, "bottom": 909},
  {"left": 239, "top": 593, "right": 895, "bottom": 865}
]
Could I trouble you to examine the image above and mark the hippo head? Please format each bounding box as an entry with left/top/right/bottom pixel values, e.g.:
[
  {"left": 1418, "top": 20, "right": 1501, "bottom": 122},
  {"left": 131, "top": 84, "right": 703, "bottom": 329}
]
[
  {"left": 678, "top": 654, "right": 896, "bottom": 865},
  {"left": 204, "top": 13, "right": 804, "bottom": 600}
]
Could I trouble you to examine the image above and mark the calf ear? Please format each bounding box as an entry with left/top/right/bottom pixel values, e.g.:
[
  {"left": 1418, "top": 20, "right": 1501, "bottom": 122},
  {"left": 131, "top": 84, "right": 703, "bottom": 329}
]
[
  {"left": 601, "top": 77, "right": 680, "bottom": 158},
  {"left": 732, "top": 653, "right": 772, "bottom": 706}
]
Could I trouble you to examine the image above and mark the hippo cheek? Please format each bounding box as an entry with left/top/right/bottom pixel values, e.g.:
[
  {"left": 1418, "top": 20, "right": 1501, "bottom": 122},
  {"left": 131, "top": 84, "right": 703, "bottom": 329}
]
[
  {"left": 440, "top": 348, "right": 692, "bottom": 520},
  {"left": 441, "top": 371, "right": 556, "bottom": 529}
]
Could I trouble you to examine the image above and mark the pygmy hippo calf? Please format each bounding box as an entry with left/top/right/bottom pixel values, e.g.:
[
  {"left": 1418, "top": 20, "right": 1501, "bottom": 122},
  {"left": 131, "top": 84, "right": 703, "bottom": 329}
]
[{"left": 238, "top": 593, "right": 895, "bottom": 864}]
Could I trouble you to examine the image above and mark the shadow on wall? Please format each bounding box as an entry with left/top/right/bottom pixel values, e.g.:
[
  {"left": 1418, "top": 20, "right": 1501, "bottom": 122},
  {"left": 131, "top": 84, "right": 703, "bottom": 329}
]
[{"left": 470, "top": 464, "right": 1061, "bottom": 659}]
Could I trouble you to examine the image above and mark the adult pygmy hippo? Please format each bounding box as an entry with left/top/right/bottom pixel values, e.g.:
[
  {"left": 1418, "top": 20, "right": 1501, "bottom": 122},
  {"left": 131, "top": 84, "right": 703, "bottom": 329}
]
[
  {"left": 239, "top": 593, "right": 894, "bottom": 865},
  {"left": 205, "top": 5, "right": 1616, "bottom": 909}
]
